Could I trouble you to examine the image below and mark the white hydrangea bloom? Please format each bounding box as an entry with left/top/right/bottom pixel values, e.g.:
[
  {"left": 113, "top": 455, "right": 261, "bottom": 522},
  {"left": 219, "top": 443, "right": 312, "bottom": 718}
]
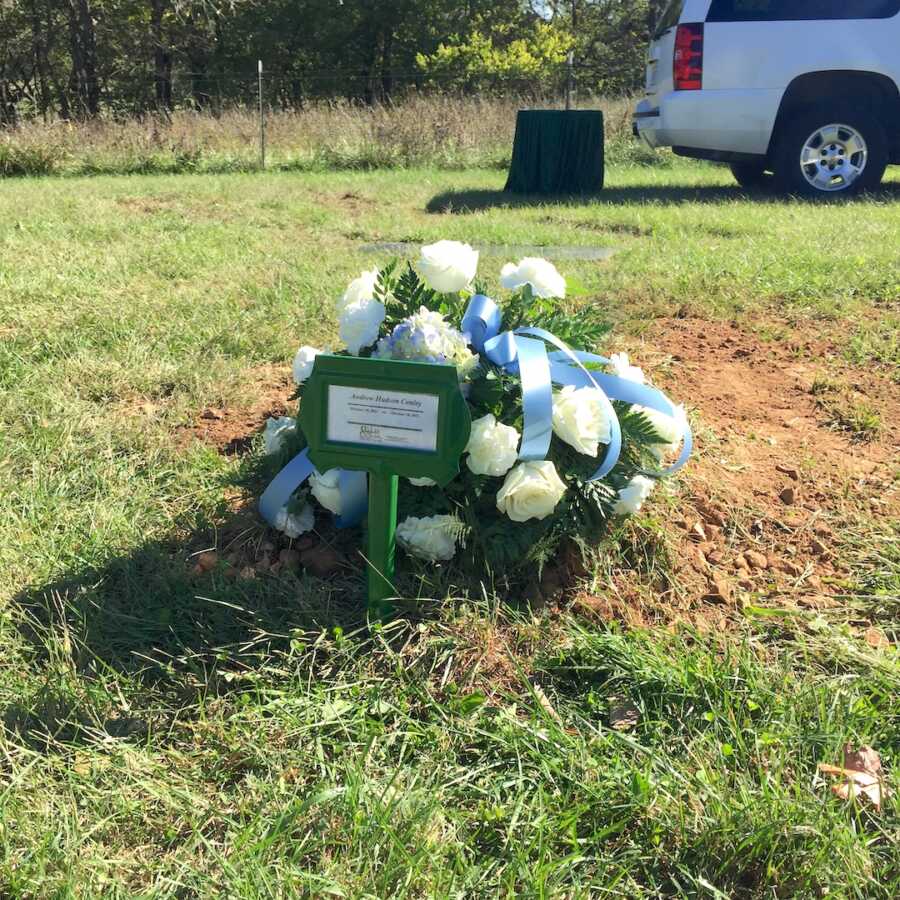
[
  {"left": 374, "top": 306, "right": 478, "bottom": 379},
  {"left": 465, "top": 414, "right": 520, "bottom": 477},
  {"left": 337, "top": 268, "right": 379, "bottom": 314},
  {"left": 292, "top": 345, "right": 323, "bottom": 384},
  {"left": 496, "top": 460, "right": 566, "bottom": 523},
  {"left": 552, "top": 386, "right": 612, "bottom": 457},
  {"left": 614, "top": 475, "right": 656, "bottom": 516},
  {"left": 608, "top": 352, "right": 646, "bottom": 385},
  {"left": 339, "top": 297, "right": 386, "bottom": 356},
  {"left": 262, "top": 416, "right": 296, "bottom": 455},
  {"left": 418, "top": 240, "right": 479, "bottom": 293},
  {"left": 396, "top": 514, "right": 463, "bottom": 561},
  {"left": 500, "top": 257, "right": 566, "bottom": 299},
  {"left": 310, "top": 468, "right": 342, "bottom": 515},
  {"left": 273, "top": 503, "right": 315, "bottom": 538}
]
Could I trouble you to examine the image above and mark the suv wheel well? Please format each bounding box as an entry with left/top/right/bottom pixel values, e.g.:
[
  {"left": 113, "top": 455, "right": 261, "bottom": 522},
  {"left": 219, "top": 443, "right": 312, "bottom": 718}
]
[{"left": 769, "top": 71, "right": 900, "bottom": 159}]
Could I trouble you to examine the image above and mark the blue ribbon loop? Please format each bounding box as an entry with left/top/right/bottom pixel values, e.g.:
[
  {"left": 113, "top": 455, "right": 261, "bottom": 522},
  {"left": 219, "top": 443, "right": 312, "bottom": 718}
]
[
  {"left": 259, "top": 447, "right": 367, "bottom": 531},
  {"left": 463, "top": 295, "right": 691, "bottom": 481}
]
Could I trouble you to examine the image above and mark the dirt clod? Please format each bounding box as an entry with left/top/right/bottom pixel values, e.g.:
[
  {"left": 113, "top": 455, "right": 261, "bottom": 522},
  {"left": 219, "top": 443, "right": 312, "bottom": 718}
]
[
  {"left": 779, "top": 486, "right": 797, "bottom": 505},
  {"left": 744, "top": 550, "right": 768, "bottom": 570},
  {"left": 299, "top": 544, "right": 345, "bottom": 578}
]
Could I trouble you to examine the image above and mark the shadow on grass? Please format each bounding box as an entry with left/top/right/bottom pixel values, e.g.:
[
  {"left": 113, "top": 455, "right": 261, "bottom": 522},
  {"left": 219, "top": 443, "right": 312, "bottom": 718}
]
[{"left": 426, "top": 179, "right": 900, "bottom": 213}]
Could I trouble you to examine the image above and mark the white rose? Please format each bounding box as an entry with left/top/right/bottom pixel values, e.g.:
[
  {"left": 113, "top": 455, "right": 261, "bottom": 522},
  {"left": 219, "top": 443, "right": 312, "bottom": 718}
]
[
  {"left": 339, "top": 297, "right": 385, "bottom": 355},
  {"left": 337, "top": 268, "right": 379, "bottom": 314},
  {"left": 496, "top": 460, "right": 566, "bottom": 523},
  {"left": 262, "top": 416, "right": 296, "bottom": 455},
  {"left": 614, "top": 475, "right": 656, "bottom": 516},
  {"left": 465, "top": 413, "right": 520, "bottom": 477},
  {"left": 407, "top": 476, "right": 437, "bottom": 487},
  {"left": 641, "top": 404, "right": 687, "bottom": 460},
  {"left": 608, "top": 352, "right": 646, "bottom": 385},
  {"left": 500, "top": 257, "right": 566, "bottom": 299},
  {"left": 418, "top": 240, "right": 479, "bottom": 293},
  {"left": 552, "top": 386, "right": 611, "bottom": 457},
  {"left": 310, "top": 468, "right": 342, "bottom": 515},
  {"left": 396, "top": 514, "right": 462, "bottom": 562},
  {"left": 292, "top": 345, "right": 322, "bottom": 384},
  {"left": 274, "top": 503, "right": 315, "bottom": 538}
]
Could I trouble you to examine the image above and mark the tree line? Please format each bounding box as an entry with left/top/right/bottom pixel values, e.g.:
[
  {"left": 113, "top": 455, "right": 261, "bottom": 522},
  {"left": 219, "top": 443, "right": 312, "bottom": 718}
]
[{"left": 0, "top": 1, "right": 669, "bottom": 123}]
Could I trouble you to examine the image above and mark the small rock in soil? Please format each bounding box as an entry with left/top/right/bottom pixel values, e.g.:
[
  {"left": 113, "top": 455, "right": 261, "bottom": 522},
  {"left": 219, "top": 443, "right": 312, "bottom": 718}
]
[
  {"left": 300, "top": 544, "right": 344, "bottom": 578},
  {"left": 690, "top": 522, "right": 707, "bottom": 542},
  {"left": 200, "top": 408, "right": 224, "bottom": 420},
  {"left": 194, "top": 551, "right": 218, "bottom": 572},
  {"left": 734, "top": 553, "right": 750, "bottom": 571},
  {"left": 279, "top": 548, "right": 301, "bottom": 568},
  {"left": 780, "top": 560, "right": 803, "bottom": 577},
  {"left": 779, "top": 486, "right": 797, "bottom": 505},
  {"left": 707, "top": 550, "right": 725, "bottom": 565},
  {"left": 744, "top": 550, "right": 768, "bottom": 570},
  {"left": 693, "top": 547, "right": 709, "bottom": 571},
  {"left": 737, "top": 578, "right": 754, "bottom": 591},
  {"left": 705, "top": 574, "right": 732, "bottom": 604}
]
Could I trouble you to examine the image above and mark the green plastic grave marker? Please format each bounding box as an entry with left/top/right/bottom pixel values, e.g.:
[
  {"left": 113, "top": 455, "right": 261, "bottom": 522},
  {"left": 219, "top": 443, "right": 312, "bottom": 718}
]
[{"left": 300, "top": 355, "right": 471, "bottom": 617}]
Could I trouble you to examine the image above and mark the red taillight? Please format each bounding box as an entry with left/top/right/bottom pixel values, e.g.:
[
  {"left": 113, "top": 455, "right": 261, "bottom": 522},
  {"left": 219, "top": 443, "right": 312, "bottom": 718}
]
[{"left": 674, "top": 23, "right": 703, "bottom": 91}]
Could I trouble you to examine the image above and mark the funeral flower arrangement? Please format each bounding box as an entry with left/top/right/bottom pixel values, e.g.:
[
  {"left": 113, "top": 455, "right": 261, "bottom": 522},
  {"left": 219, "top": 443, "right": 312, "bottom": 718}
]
[{"left": 261, "top": 241, "right": 690, "bottom": 580}]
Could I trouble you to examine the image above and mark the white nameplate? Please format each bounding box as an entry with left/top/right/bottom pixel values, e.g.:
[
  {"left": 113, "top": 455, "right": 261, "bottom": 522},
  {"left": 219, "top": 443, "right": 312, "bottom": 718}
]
[{"left": 326, "top": 385, "right": 439, "bottom": 451}]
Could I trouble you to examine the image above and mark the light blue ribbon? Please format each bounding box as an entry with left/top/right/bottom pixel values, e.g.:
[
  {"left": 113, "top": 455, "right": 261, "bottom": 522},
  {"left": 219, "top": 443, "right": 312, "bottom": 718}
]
[
  {"left": 462, "top": 294, "right": 691, "bottom": 480},
  {"left": 259, "top": 447, "right": 368, "bottom": 531}
]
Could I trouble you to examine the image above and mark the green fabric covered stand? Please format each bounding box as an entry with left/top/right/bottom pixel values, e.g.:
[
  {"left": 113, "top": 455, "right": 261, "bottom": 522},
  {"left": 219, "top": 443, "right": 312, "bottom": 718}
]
[{"left": 505, "top": 110, "right": 605, "bottom": 194}]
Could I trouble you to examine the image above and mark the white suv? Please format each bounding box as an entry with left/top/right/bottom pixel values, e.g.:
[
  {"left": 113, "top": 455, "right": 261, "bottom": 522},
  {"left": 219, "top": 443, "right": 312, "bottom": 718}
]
[{"left": 633, "top": 0, "right": 900, "bottom": 196}]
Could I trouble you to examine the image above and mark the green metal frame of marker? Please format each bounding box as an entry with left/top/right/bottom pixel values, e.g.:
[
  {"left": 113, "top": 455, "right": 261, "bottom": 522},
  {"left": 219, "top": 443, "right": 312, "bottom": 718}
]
[{"left": 299, "top": 355, "right": 471, "bottom": 616}]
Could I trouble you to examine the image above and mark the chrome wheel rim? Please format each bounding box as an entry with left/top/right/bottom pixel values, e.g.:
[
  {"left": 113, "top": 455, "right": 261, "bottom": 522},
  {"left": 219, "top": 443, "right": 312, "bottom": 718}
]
[{"left": 800, "top": 123, "right": 867, "bottom": 192}]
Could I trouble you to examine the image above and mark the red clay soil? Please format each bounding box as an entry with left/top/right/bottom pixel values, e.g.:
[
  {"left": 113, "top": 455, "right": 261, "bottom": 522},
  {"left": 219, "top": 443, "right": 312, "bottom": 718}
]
[{"left": 573, "top": 315, "right": 898, "bottom": 632}]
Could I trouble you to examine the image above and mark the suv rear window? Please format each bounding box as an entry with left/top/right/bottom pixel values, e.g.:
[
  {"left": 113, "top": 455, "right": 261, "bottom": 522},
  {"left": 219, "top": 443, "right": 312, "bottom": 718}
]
[
  {"left": 707, "top": 0, "right": 900, "bottom": 20},
  {"left": 653, "top": 1, "right": 686, "bottom": 38}
]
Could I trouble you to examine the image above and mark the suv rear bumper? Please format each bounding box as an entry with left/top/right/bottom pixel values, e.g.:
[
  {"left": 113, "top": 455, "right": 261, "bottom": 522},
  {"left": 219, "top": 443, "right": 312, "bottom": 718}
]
[{"left": 634, "top": 89, "right": 783, "bottom": 156}]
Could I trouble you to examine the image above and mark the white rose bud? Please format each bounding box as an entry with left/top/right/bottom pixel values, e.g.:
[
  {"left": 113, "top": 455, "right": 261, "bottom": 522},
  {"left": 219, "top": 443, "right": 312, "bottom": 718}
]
[
  {"left": 614, "top": 475, "right": 655, "bottom": 516},
  {"left": 465, "top": 413, "right": 520, "bottom": 477},
  {"left": 496, "top": 460, "right": 566, "bottom": 523},
  {"left": 262, "top": 416, "right": 296, "bottom": 455},
  {"left": 608, "top": 352, "right": 646, "bottom": 385},
  {"left": 310, "top": 468, "right": 342, "bottom": 516},
  {"left": 337, "top": 268, "right": 379, "bottom": 314},
  {"left": 339, "top": 297, "right": 385, "bottom": 356},
  {"left": 407, "top": 476, "right": 437, "bottom": 487},
  {"left": 292, "top": 345, "right": 322, "bottom": 384},
  {"left": 396, "top": 514, "right": 461, "bottom": 561},
  {"left": 641, "top": 404, "right": 687, "bottom": 460},
  {"left": 500, "top": 257, "right": 566, "bottom": 299},
  {"left": 418, "top": 240, "right": 479, "bottom": 294},
  {"left": 274, "top": 503, "right": 315, "bottom": 538},
  {"left": 552, "top": 386, "right": 611, "bottom": 457}
]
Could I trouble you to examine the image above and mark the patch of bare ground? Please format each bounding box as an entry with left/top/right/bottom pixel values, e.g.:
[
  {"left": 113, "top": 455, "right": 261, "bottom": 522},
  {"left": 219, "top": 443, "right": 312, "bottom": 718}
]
[
  {"left": 578, "top": 315, "right": 898, "bottom": 632},
  {"left": 179, "top": 365, "right": 293, "bottom": 455}
]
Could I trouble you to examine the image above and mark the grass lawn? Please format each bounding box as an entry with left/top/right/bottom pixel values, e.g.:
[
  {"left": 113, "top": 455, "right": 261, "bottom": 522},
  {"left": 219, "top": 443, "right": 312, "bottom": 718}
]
[{"left": 1, "top": 160, "right": 898, "bottom": 897}]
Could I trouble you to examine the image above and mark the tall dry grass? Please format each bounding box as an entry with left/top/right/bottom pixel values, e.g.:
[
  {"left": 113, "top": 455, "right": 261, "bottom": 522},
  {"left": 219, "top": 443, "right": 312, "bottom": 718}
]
[{"left": 0, "top": 94, "right": 658, "bottom": 177}]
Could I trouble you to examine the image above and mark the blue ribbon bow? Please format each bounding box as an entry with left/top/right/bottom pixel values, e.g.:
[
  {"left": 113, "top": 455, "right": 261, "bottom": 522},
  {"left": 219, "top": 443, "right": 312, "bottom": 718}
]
[{"left": 462, "top": 294, "right": 692, "bottom": 480}]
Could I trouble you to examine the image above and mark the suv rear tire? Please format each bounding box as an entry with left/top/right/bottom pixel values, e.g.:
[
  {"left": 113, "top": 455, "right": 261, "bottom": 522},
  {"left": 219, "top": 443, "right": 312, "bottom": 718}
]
[
  {"left": 773, "top": 104, "right": 888, "bottom": 198},
  {"left": 730, "top": 162, "right": 768, "bottom": 189}
]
